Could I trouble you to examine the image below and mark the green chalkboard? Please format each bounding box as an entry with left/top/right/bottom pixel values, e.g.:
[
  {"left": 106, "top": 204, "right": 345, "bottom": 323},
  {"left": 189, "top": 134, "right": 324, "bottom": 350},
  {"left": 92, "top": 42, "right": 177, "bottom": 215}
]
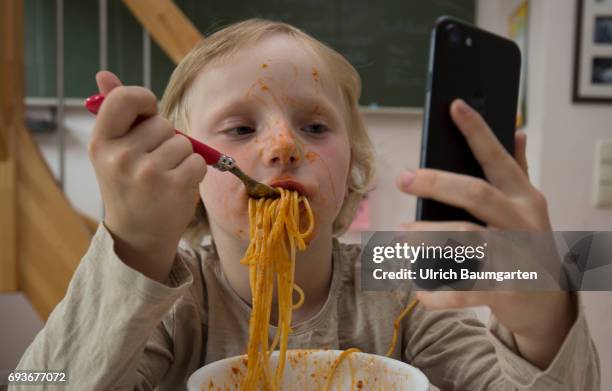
[{"left": 25, "top": 0, "right": 474, "bottom": 107}]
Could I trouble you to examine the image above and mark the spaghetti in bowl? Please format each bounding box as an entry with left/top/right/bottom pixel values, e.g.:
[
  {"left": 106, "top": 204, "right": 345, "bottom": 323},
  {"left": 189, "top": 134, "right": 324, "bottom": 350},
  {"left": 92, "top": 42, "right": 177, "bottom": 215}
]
[{"left": 187, "top": 349, "right": 429, "bottom": 391}]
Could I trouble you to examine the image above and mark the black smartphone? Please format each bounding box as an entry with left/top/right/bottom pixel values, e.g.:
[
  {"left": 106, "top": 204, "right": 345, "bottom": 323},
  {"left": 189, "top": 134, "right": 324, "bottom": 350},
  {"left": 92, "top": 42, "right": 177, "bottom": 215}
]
[{"left": 416, "top": 17, "right": 521, "bottom": 224}]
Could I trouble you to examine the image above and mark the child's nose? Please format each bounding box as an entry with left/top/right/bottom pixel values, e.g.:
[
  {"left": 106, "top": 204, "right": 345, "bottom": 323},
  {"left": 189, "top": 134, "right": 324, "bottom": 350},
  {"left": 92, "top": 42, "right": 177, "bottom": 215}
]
[{"left": 262, "top": 125, "right": 301, "bottom": 167}]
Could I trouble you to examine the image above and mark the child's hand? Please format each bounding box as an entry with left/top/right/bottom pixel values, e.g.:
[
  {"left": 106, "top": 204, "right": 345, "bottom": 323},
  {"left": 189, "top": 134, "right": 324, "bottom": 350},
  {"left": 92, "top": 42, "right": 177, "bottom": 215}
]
[
  {"left": 89, "top": 71, "right": 206, "bottom": 283},
  {"left": 396, "top": 99, "right": 575, "bottom": 369}
]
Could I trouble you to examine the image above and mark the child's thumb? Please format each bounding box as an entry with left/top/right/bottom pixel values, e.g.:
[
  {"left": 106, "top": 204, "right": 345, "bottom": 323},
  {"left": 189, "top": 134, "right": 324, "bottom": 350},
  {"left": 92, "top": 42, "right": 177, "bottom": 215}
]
[{"left": 96, "top": 70, "right": 123, "bottom": 95}]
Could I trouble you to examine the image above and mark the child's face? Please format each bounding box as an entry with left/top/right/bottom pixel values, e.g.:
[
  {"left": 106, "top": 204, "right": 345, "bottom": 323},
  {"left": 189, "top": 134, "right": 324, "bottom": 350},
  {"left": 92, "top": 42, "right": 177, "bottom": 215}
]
[{"left": 188, "top": 34, "right": 351, "bottom": 242}]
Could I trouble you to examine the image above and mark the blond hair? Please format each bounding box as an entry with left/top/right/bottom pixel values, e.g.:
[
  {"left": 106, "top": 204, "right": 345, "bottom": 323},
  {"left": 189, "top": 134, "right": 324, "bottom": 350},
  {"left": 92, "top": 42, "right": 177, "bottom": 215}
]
[{"left": 160, "top": 18, "right": 375, "bottom": 245}]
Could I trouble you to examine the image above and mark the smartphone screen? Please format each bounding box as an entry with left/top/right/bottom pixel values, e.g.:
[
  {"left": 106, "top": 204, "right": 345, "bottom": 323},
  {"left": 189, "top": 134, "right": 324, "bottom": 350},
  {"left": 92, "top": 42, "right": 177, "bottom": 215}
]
[{"left": 416, "top": 17, "right": 521, "bottom": 224}]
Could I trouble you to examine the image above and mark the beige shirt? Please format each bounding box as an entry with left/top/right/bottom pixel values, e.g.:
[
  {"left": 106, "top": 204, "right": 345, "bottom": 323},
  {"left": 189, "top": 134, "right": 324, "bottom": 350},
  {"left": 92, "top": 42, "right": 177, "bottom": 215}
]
[{"left": 12, "top": 224, "right": 600, "bottom": 390}]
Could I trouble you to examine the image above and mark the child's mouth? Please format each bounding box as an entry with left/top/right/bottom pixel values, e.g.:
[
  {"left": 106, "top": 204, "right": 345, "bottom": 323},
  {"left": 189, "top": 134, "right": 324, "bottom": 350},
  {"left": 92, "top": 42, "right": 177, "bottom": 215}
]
[
  {"left": 268, "top": 178, "right": 309, "bottom": 197},
  {"left": 267, "top": 177, "right": 316, "bottom": 240}
]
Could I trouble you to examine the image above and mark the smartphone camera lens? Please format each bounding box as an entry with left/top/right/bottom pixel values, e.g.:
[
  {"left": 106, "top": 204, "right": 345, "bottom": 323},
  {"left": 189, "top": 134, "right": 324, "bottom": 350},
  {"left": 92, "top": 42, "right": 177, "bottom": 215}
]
[{"left": 448, "top": 27, "right": 462, "bottom": 47}]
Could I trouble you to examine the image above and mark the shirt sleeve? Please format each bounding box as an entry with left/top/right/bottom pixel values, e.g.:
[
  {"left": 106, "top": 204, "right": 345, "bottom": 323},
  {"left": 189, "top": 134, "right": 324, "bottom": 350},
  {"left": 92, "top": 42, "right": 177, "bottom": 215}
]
[
  {"left": 9, "top": 223, "right": 194, "bottom": 391},
  {"left": 487, "top": 294, "right": 600, "bottom": 390},
  {"left": 403, "top": 295, "right": 600, "bottom": 390}
]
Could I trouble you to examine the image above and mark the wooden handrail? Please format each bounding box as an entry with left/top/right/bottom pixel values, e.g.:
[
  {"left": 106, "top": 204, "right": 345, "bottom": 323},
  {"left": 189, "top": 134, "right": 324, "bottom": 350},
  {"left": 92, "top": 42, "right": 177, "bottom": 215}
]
[
  {"left": 122, "top": 0, "right": 203, "bottom": 64},
  {"left": 0, "top": 0, "right": 22, "bottom": 292},
  {"left": 0, "top": 130, "right": 7, "bottom": 162},
  {"left": 16, "top": 121, "right": 92, "bottom": 318}
]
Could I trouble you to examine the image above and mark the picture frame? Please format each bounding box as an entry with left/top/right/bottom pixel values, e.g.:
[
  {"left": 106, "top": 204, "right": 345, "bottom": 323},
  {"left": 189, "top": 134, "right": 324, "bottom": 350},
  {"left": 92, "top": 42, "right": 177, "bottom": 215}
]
[
  {"left": 573, "top": 0, "right": 612, "bottom": 103},
  {"left": 509, "top": 0, "right": 529, "bottom": 128}
]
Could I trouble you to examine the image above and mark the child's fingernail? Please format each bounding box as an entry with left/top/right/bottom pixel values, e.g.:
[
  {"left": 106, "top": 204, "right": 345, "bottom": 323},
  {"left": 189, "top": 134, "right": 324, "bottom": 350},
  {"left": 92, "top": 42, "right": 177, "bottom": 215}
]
[
  {"left": 456, "top": 99, "right": 472, "bottom": 115},
  {"left": 399, "top": 170, "right": 415, "bottom": 189}
]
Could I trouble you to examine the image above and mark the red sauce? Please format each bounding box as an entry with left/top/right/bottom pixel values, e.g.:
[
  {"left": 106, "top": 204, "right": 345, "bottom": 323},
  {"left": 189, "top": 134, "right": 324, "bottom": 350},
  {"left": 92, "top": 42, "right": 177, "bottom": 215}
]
[
  {"left": 305, "top": 151, "right": 317, "bottom": 163},
  {"left": 312, "top": 68, "right": 319, "bottom": 81}
]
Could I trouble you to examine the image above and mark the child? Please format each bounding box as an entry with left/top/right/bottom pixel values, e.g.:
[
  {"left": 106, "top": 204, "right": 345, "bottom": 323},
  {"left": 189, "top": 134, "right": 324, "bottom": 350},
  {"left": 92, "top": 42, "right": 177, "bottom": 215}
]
[{"left": 13, "top": 19, "right": 599, "bottom": 390}]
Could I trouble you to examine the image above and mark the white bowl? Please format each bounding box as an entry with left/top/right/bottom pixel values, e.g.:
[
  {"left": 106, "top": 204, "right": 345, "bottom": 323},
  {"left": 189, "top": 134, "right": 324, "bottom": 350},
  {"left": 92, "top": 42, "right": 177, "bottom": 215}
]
[{"left": 187, "top": 349, "right": 429, "bottom": 391}]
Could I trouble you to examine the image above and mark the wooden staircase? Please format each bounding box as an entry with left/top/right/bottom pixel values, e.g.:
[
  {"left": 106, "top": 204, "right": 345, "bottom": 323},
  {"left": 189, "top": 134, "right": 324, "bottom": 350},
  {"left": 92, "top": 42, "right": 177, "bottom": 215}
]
[{"left": 0, "top": 0, "right": 202, "bottom": 320}]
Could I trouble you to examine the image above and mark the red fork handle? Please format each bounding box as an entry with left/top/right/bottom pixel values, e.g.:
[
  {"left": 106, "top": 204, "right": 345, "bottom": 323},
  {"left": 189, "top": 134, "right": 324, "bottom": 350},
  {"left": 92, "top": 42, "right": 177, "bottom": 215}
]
[{"left": 84, "top": 93, "right": 222, "bottom": 165}]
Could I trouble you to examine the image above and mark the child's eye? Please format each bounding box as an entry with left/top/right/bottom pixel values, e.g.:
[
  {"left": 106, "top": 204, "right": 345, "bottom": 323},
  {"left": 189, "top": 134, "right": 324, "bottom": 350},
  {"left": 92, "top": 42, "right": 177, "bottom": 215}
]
[
  {"left": 301, "top": 123, "right": 328, "bottom": 135},
  {"left": 226, "top": 126, "right": 256, "bottom": 137}
]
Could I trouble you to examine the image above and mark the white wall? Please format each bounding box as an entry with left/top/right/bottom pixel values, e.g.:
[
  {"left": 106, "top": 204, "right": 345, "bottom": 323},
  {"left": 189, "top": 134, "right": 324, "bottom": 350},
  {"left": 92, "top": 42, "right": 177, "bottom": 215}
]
[
  {"left": 477, "top": 0, "right": 612, "bottom": 229},
  {"left": 28, "top": 106, "right": 103, "bottom": 219}
]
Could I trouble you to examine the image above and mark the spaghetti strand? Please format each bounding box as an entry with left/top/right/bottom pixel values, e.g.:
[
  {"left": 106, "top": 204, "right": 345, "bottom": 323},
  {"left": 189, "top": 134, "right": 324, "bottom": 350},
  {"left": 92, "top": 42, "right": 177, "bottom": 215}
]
[{"left": 241, "top": 189, "right": 313, "bottom": 391}]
